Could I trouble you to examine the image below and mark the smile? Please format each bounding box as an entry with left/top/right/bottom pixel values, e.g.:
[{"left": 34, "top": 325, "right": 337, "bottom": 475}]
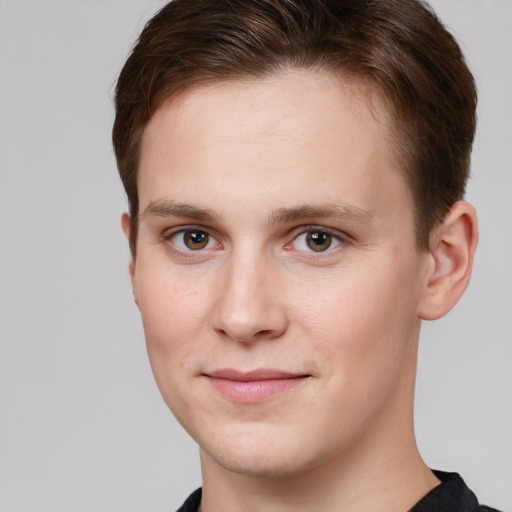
[{"left": 204, "top": 369, "right": 310, "bottom": 403}]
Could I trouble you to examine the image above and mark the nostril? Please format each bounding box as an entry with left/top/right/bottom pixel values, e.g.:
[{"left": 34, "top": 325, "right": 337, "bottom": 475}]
[
  {"left": 255, "top": 329, "right": 272, "bottom": 337},
  {"left": 214, "top": 324, "right": 285, "bottom": 343}
]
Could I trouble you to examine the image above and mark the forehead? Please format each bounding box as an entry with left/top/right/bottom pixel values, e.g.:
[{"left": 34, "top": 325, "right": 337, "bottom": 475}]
[
  {"left": 142, "top": 70, "right": 392, "bottom": 157},
  {"left": 138, "top": 69, "right": 412, "bottom": 222}
]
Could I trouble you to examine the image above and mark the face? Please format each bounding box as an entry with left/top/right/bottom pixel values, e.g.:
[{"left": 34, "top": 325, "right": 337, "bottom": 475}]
[{"left": 128, "top": 70, "right": 430, "bottom": 478}]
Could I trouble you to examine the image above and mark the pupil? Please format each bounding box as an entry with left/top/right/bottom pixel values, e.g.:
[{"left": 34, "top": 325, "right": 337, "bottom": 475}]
[
  {"left": 190, "top": 232, "right": 204, "bottom": 244},
  {"left": 185, "top": 230, "right": 208, "bottom": 249},
  {"left": 307, "top": 231, "right": 331, "bottom": 252}
]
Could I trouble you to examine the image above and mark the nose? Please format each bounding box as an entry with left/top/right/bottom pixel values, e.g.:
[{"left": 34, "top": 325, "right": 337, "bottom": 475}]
[{"left": 212, "top": 250, "right": 289, "bottom": 343}]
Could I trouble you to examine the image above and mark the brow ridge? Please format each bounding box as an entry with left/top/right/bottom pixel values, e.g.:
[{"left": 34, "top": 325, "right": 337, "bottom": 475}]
[
  {"left": 140, "top": 199, "right": 374, "bottom": 225},
  {"left": 269, "top": 204, "right": 375, "bottom": 224},
  {"left": 140, "top": 199, "right": 218, "bottom": 221}
]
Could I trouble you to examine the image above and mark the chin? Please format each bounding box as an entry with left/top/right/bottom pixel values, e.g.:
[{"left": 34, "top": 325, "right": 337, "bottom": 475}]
[
  {"left": 204, "top": 446, "right": 309, "bottom": 479},
  {"left": 198, "top": 423, "right": 328, "bottom": 479}
]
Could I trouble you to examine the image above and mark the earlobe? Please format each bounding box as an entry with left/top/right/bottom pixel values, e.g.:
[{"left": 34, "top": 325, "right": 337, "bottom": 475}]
[
  {"left": 418, "top": 201, "right": 478, "bottom": 321},
  {"left": 121, "top": 212, "right": 139, "bottom": 307}
]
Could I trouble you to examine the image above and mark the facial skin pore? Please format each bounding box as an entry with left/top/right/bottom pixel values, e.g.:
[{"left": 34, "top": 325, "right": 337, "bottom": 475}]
[{"left": 123, "top": 70, "right": 477, "bottom": 512}]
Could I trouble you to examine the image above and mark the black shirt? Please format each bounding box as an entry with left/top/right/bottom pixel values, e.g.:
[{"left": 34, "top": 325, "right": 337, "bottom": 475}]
[
  {"left": 410, "top": 471, "right": 501, "bottom": 512},
  {"left": 176, "top": 471, "right": 502, "bottom": 512}
]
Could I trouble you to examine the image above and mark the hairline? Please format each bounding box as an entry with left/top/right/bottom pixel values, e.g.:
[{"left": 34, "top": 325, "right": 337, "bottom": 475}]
[{"left": 129, "top": 66, "right": 420, "bottom": 255}]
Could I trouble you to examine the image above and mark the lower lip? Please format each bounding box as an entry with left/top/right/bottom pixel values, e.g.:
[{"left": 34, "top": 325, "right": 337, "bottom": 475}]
[{"left": 207, "top": 376, "right": 308, "bottom": 402}]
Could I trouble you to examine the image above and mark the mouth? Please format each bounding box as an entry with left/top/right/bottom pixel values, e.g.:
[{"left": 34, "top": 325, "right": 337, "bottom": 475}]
[{"left": 203, "top": 369, "right": 311, "bottom": 402}]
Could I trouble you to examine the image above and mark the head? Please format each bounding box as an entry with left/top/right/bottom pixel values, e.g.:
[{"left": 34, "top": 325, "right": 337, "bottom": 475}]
[{"left": 113, "top": 0, "right": 478, "bottom": 481}]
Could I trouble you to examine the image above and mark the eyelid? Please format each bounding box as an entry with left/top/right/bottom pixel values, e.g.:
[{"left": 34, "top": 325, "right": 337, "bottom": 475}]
[
  {"left": 285, "top": 225, "right": 353, "bottom": 252},
  {"left": 162, "top": 223, "right": 220, "bottom": 239},
  {"left": 161, "top": 224, "right": 223, "bottom": 256},
  {"left": 159, "top": 223, "right": 352, "bottom": 258}
]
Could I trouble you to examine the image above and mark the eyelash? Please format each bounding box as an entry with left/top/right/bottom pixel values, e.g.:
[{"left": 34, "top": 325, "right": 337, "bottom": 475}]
[
  {"left": 284, "top": 227, "right": 349, "bottom": 254},
  {"left": 162, "top": 226, "right": 223, "bottom": 258},
  {"left": 161, "top": 225, "right": 351, "bottom": 258}
]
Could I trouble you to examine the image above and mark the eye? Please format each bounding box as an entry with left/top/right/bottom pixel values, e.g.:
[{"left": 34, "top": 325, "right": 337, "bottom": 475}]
[
  {"left": 168, "top": 229, "right": 218, "bottom": 251},
  {"left": 290, "top": 229, "right": 343, "bottom": 253}
]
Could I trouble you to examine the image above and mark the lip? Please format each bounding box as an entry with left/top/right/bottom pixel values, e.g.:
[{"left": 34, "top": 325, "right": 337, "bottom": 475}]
[{"left": 204, "top": 368, "right": 310, "bottom": 402}]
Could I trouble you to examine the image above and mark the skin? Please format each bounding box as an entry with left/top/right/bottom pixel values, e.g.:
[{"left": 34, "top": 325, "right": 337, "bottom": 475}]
[{"left": 123, "top": 69, "right": 478, "bottom": 511}]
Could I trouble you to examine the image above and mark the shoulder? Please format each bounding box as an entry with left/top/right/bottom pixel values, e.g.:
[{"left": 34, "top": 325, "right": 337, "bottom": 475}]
[
  {"left": 175, "top": 488, "right": 202, "bottom": 512},
  {"left": 411, "top": 470, "right": 503, "bottom": 512}
]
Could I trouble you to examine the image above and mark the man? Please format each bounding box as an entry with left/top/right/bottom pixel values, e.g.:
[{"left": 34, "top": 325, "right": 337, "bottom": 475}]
[{"left": 112, "top": 0, "right": 500, "bottom": 510}]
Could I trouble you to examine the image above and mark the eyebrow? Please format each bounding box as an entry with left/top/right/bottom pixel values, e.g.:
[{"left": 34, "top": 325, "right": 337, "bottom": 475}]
[
  {"left": 140, "top": 199, "right": 375, "bottom": 224},
  {"left": 140, "top": 200, "right": 218, "bottom": 222},
  {"left": 269, "top": 204, "right": 375, "bottom": 224}
]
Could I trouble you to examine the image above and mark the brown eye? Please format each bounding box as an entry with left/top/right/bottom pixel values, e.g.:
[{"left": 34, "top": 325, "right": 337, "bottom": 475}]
[
  {"left": 183, "top": 230, "right": 210, "bottom": 250},
  {"left": 306, "top": 231, "right": 332, "bottom": 252}
]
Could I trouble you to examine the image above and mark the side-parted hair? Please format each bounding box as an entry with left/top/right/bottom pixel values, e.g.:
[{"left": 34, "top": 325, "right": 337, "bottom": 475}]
[{"left": 113, "top": 0, "right": 477, "bottom": 255}]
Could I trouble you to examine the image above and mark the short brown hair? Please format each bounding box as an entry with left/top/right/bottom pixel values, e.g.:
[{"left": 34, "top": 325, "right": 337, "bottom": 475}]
[{"left": 113, "top": 0, "right": 477, "bottom": 255}]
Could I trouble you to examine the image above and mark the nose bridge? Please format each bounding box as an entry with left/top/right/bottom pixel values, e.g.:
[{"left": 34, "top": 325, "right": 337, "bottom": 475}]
[{"left": 212, "top": 244, "right": 287, "bottom": 342}]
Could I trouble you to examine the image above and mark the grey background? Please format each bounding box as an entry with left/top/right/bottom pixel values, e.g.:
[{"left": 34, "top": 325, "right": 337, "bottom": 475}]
[{"left": 0, "top": 1, "right": 510, "bottom": 511}]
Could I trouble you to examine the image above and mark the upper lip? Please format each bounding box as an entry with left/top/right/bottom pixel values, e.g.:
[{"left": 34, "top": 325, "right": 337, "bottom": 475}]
[{"left": 205, "top": 369, "right": 308, "bottom": 381}]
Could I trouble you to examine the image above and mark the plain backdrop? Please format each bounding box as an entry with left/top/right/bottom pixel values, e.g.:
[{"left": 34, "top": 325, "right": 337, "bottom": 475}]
[{"left": 0, "top": 1, "right": 511, "bottom": 511}]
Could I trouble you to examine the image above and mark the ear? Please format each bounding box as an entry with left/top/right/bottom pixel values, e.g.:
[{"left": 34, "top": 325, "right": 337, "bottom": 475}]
[
  {"left": 121, "top": 212, "right": 139, "bottom": 307},
  {"left": 418, "top": 201, "right": 478, "bottom": 321}
]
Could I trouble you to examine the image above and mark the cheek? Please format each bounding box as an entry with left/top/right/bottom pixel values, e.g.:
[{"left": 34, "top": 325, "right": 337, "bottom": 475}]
[
  {"left": 299, "top": 262, "right": 420, "bottom": 386},
  {"left": 135, "top": 265, "right": 209, "bottom": 375}
]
